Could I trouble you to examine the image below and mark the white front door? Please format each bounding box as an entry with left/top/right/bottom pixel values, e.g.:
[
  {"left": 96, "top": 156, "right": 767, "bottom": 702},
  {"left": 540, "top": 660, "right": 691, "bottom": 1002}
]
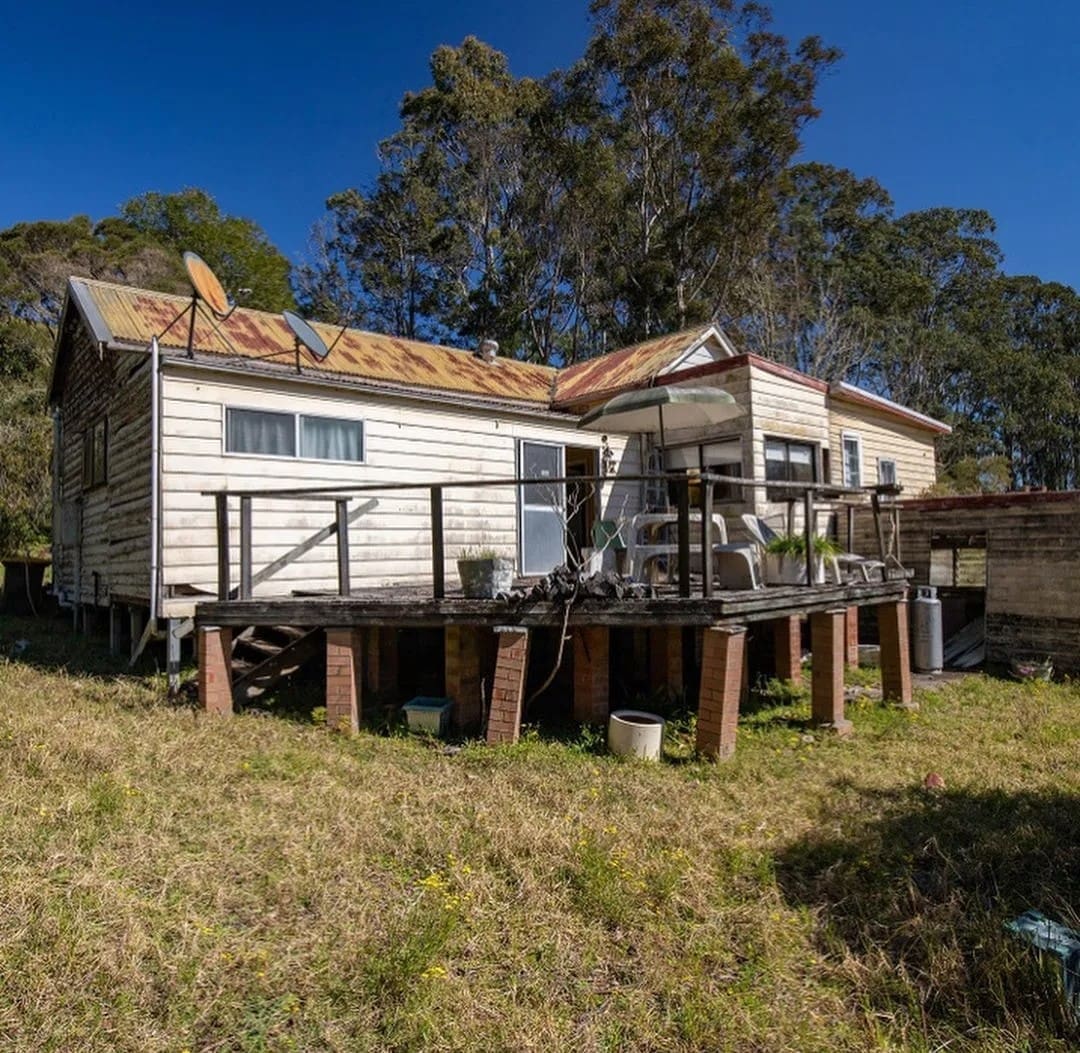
[{"left": 519, "top": 440, "right": 566, "bottom": 575}]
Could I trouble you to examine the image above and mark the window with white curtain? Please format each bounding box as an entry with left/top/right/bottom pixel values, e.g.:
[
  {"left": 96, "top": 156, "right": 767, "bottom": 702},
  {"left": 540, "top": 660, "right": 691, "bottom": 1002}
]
[
  {"left": 300, "top": 415, "right": 364, "bottom": 462},
  {"left": 225, "top": 407, "right": 364, "bottom": 462}
]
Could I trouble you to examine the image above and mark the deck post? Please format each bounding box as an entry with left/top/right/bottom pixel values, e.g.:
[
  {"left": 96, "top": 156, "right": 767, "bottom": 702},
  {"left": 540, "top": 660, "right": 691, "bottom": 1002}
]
[
  {"left": 649, "top": 626, "right": 683, "bottom": 698},
  {"left": 676, "top": 477, "right": 690, "bottom": 598},
  {"left": 870, "top": 492, "right": 888, "bottom": 565},
  {"left": 773, "top": 615, "right": 802, "bottom": 684},
  {"left": 325, "top": 628, "right": 362, "bottom": 733},
  {"left": 430, "top": 486, "right": 445, "bottom": 600},
  {"left": 810, "top": 609, "right": 853, "bottom": 735},
  {"left": 846, "top": 606, "right": 860, "bottom": 668},
  {"left": 197, "top": 625, "right": 233, "bottom": 716},
  {"left": 128, "top": 606, "right": 145, "bottom": 663},
  {"left": 445, "top": 625, "right": 483, "bottom": 732},
  {"left": 335, "top": 499, "right": 351, "bottom": 597},
  {"left": 166, "top": 618, "right": 182, "bottom": 696},
  {"left": 109, "top": 602, "right": 124, "bottom": 657},
  {"left": 573, "top": 626, "right": 610, "bottom": 724},
  {"left": 364, "top": 627, "right": 399, "bottom": 700},
  {"left": 695, "top": 625, "right": 746, "bottom": 759},
  {"left": 215, "top": 493, "right": 231, "bottom": 601},
  {"left": 486, "top": 626, "right": 529, "bottom": 745},
  {"left": 878, "top": 599, "right": 915, "bottom": 709},
  {"left": 803, "top": 489, "right": 815, "bottom": 587},
  {"left": 239, "top": 496, "right": 253, "bottom": 600},
  {"left": 700, "top": 477, "right": 714, "bottom": 598}
]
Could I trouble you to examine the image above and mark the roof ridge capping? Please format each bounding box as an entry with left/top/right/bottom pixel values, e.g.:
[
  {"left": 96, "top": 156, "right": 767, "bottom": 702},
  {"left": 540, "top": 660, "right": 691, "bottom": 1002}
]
[{"left": 830, "top": 380, "right": 952, "bottom": 434}]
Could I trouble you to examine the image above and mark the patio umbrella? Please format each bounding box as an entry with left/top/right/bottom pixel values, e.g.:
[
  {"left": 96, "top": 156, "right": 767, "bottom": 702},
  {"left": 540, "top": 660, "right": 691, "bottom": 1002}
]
[{"left": 577, "top": 385, "right": 742, "bottom": 449}]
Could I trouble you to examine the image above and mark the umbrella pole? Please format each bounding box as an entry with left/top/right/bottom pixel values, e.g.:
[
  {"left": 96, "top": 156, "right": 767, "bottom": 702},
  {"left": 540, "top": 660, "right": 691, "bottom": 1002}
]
[{"left": 658, "top": 404, "right": 666, "bottom": 454}]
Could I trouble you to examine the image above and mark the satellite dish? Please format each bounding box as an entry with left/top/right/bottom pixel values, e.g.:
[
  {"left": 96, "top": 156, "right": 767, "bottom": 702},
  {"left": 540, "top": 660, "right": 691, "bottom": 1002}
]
[
  {"left": 183, "top": 251, "right": 231, "bottom": 319},
  {"left": 283, "top": 310, "right": 330, "bottom": 361}
]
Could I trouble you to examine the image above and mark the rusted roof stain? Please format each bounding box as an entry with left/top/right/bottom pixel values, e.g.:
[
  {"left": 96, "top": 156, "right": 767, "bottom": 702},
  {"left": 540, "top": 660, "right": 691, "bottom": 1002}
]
[
  {"left": 65, "top": 278, "right": 949, "bottom": 434},
  {"left": 552, "top": 326, "right": 716, "bottom": 407},
  {"left": 75, "top": 279, "right": 557, "bottom": 404}
]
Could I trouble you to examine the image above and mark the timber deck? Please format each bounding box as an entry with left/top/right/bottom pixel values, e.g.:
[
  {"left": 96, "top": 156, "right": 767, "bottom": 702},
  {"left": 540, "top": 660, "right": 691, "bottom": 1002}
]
[{"left": 195, "top": 578, "right": 908, "bottom": 630}]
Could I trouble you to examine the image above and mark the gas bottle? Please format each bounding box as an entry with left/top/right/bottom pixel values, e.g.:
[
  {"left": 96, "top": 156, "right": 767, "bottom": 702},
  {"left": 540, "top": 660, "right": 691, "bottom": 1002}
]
[{"left": 912, "top": 585, "right": 943, "bottom": 673}]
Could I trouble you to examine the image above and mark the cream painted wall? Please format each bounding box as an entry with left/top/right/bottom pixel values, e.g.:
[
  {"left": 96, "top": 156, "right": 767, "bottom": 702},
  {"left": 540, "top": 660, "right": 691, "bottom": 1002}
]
[{"left": 159, "top": 364, "right": 639, "bottom": 615}]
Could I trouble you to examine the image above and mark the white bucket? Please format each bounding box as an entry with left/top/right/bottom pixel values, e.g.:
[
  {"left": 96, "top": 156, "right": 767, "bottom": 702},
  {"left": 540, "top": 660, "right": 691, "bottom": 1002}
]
[{"left": 608, "top": 710, "right": 665, "bottom": 762}]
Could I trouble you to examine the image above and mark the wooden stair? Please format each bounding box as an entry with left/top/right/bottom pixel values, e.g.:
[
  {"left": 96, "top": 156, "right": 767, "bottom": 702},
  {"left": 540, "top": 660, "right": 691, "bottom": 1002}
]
[{"left": 231, "top": 625, "right": 323, "bottom": 704}]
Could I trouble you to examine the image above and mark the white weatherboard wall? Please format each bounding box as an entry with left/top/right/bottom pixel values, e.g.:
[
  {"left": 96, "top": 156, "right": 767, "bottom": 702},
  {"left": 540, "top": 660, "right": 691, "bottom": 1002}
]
[
  {"left": 828, "top": 398, "right": 938, "bottom": 497},
  {"left": 159, "top": 364, "right": 639, "bottom": 615}
]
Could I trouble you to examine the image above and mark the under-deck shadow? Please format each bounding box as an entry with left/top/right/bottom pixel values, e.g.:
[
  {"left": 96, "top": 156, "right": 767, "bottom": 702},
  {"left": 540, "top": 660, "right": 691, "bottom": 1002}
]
[
  {"left": 0, "top": 610, "right": 178, "bottom": 689},
  {"left": 775, "top": 782, "right": 1080, "bottom": 1045}
]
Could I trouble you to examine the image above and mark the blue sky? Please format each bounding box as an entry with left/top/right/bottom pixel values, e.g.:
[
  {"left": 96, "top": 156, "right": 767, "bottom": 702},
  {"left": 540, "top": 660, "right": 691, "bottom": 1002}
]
[{"left": 2, "top": 0, "right": 1077, "bottom": 289}]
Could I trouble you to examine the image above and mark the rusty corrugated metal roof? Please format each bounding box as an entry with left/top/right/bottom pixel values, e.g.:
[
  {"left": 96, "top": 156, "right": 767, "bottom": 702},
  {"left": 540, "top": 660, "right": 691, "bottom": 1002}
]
[
  {"left": 71, "top": 278, "right": 558, "bottom": 405},
  {"left": 552, "top": 325, "right": 717, "bottom": 407}
]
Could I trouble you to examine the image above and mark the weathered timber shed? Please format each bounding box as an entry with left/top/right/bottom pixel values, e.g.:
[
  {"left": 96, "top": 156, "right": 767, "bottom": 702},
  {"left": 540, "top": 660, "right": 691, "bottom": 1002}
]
[{"left": 855, "top": 490, "right": 1080, "bottom": 675}]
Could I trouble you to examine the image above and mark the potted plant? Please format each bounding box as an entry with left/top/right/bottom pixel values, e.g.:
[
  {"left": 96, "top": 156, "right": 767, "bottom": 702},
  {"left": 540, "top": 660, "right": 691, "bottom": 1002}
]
[
  {"left": 763, "top": 534, "right": 841, "bottom": 585},
  {"left": 456, "top": 546, "right": 515, "bottom": 598}
]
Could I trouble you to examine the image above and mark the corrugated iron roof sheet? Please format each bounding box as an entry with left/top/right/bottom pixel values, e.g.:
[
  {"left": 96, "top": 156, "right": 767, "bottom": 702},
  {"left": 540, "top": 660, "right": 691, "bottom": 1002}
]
[
  {"left": 552, "top": 325, "right": 717, "bottom": 406},
  {"left": 71, "top": 278, "right": 557, "bottom": 405}
]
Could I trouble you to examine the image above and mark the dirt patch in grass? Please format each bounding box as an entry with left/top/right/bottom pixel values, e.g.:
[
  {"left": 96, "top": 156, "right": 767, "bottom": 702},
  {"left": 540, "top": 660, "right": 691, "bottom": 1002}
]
[{"left": 0, "top": 614, "right": 1077, "bottom": 1051}]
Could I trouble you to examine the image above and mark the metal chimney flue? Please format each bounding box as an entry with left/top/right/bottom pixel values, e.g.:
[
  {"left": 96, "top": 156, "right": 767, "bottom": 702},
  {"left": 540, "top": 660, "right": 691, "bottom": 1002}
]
[{"left": 477, "top": 338, "right": 499, "bottom": 363}]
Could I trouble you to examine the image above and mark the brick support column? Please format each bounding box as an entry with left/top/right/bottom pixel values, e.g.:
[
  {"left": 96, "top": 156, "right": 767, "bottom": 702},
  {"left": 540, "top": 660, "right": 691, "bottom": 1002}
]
[
  {"left": 773, "top": 615, "right": 802, "bottom": 684},
  {"left": 878, "top": 600, "right": 915, "bottom": 709},
  {"left": 810, "top": 609, "right": 852, "bottom": 735},
  {"left": 845, "top": 606, "right": 860, "bottom": 669},
  {"left": 573, "top": 626, "right": 610, "bottom": 724},
  {"left": 445, "top": 625, "right": 484, "bottom": 732},
  {"left": 696, "top": 626, "right": 746, "bottom": 759},
  {"left": 325, "top": 628, "right": 362, "bottom": 733},
  {"left": 486, "top": 627, "right": 529, "bottom": 745},
  {"left": 198, "top": 625, "right": 233, "bottom": 717},
  {"left": 649, "top": 626, "right": 683, "bottom": 697},
  {"left": 363, "top": 627, "right": 398, "bottom": 700}
]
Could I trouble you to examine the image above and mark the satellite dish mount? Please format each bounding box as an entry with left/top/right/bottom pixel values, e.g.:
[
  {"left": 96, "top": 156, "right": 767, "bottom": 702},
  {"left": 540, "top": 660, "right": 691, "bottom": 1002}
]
[
  {"left": 283, "top": 310, "right": 346, "bottom": 373},
  {"left": 155, "top": 251, "right": 239, "bottom": 356}
]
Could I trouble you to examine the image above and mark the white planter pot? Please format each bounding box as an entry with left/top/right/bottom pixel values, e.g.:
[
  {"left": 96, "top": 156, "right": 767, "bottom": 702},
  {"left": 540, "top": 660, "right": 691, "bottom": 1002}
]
[
  {"left": 763, "top": 552, "right": 827, "bottom": 586},
  {"left": 608, "top": 710, "right": 665, "bottom": 761}
]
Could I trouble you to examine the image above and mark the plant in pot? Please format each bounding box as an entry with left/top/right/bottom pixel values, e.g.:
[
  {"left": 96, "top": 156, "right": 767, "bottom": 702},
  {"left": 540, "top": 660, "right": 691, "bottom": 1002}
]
[
  {"left": 456, "top": 546, "right": 515, "bottom": 598},
  {"left": 763, "top": 533, "right": 841, "bottom": 585}
]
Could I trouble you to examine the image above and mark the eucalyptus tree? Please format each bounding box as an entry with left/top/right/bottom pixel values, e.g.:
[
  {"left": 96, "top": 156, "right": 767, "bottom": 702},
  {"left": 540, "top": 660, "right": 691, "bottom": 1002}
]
[{"left": 737, "top": 162, "right": 893, "bottom": 380}]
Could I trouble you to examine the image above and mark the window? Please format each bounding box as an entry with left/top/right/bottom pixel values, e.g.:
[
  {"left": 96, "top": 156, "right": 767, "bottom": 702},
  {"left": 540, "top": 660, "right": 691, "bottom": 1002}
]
[
  {"left": 878, "top": 458, "right": 898, "bottom": 487},
  {"left": 663, "top": 439, "right": 743, "bottom": 507},
  {"left": 300, "top": 415, "right": 363, "bottom": 462},
  {"left": 701, "top": 440, "right": 743, "bottom": 502},
  {"left": 83, "top": 417, "right": 107, "bottom": 488},
  {"left": 227, "top": 408, "right": 296, "bottom": 457},
  {"left": 930, "top": 534, "right": 987, "bottom": 588},
  {"left": 841, "top": 433, "right": 862, "bottom": 488},
  {"left": 765, "top": 438, "right": 816, "bottom": 500},
  {"left": 225, "top": 408, "right": 364, "bottom": 462}
]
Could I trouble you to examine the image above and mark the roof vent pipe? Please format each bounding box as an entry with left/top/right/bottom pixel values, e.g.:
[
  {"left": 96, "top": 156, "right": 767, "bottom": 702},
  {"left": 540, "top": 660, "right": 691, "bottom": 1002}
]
[{"left": 477, "top": 338, "right": 499, "bottom": 363}]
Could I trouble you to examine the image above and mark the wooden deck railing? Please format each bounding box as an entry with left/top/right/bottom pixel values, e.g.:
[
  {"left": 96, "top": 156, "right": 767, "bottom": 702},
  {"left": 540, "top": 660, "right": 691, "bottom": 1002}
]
[{"left": 203, "top": 473, "right": 901, "bottom": 603}]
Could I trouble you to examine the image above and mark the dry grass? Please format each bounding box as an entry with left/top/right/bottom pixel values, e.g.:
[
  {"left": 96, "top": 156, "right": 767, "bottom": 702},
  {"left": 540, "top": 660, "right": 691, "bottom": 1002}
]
[{"left": 0, "top": 614, "right": 1077, "bottom": 1052}]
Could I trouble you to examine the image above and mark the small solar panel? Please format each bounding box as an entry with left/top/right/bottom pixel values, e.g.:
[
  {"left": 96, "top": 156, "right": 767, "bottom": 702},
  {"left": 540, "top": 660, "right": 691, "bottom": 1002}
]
[
  {"left": 283, "top": 310, "right": 331, "bottom": 361},
  {"left": 183, "top": 251, "right": 231, "bottom": 318}
]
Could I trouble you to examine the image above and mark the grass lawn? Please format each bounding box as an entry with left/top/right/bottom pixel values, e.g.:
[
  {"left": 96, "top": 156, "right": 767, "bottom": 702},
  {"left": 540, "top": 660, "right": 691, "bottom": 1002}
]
[{"left": 0, "top": 613, "right": 1077, "bottom": 1052}]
